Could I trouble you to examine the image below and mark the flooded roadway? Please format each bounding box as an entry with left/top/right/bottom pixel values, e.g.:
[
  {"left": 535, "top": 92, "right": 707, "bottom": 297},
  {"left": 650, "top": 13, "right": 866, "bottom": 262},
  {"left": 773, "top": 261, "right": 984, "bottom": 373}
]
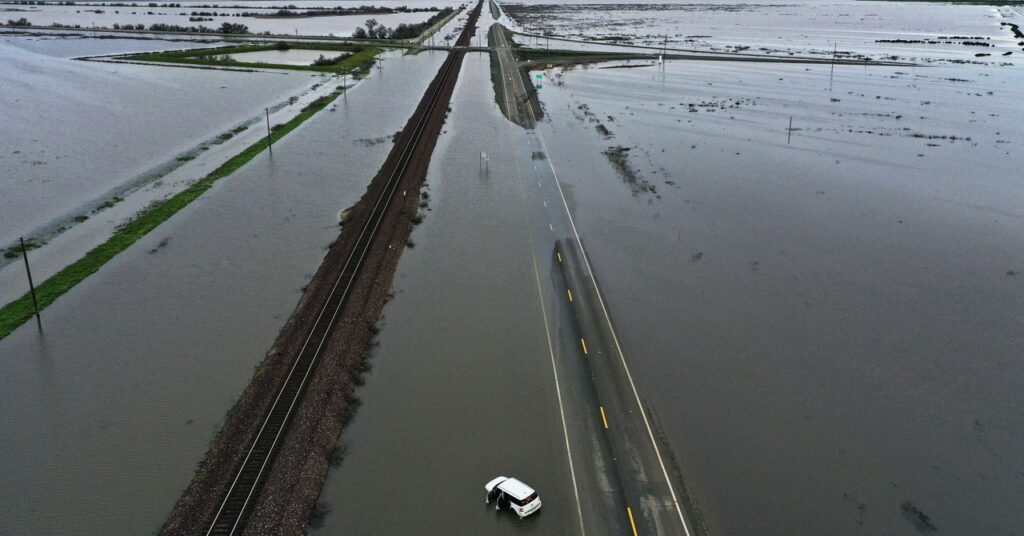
[
  {"left": 0, "top": 48, "right": 449, "bottom": 534},
  {"left": 315, "top": 4, "right": 1024, "bottom": 534},
  {"left": 312, "top": 39, "right": 694, "bottom": 534}
]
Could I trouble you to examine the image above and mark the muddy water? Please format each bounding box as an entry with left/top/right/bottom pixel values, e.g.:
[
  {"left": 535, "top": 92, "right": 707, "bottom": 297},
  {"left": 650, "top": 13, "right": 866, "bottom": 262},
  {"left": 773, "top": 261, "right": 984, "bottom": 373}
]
[
  {"left": 5, "top": 5, "right": 445, "bottom": 37},
  {"left": 1, "top": 33, "right": 230, "bottom": 59},
  {"left": 0, "top": 49, "right": 449, "bottom": 534},
  {"left": 311, "top": 51, "right": 583, "bottom": 535},
  {"left": 531, "top": 56, "right": 1024, "bottom": 534},
  {"left": 0, "top": 36, "right": 314, "bottom": 249},
  {"left": 226, "top": 48, "right": 350, "bottom": 65},
  {"left": 503, "top": 0, "right": 1020, "bottom": 62}
]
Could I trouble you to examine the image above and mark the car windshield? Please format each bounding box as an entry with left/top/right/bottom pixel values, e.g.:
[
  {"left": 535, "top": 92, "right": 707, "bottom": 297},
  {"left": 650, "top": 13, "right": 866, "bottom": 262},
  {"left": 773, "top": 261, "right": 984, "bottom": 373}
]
[{"left": 511, "top": 492, "right": 537, "bottom": 506}]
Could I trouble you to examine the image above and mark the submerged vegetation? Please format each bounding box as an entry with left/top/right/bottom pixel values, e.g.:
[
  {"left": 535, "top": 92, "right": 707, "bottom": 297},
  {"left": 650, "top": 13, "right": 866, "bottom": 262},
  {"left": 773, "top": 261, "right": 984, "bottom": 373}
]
[{"left": 0, "top": 82, "right": 355, "bottom": 341}]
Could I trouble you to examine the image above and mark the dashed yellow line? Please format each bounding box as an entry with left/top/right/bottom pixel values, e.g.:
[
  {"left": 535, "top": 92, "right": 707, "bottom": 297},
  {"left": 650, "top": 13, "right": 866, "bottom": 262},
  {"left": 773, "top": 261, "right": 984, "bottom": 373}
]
[
  {"left": 567, "top": 288, "right": 573, "bottom": 302},
  {"left": 580, "top": 338, "right": 588, "bottom": 355},
  {"left": 627, "top": 506, "right": 639, "bottom": 536},
  {"left": 599, "top": 405, "right": 609, "bottom": 429}
]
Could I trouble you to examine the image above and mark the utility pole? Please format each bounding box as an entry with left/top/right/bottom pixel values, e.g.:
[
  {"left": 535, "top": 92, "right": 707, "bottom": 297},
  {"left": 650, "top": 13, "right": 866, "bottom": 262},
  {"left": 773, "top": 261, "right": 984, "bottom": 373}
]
[
  {"left": 20, "top": 237, "right": 41, "bottom": 328},
  {"left": 265, "top": 108, "right": 273, "bottom": 155},
  {"left": 829, "top": 42, "right": 837, "bottom": 91}
]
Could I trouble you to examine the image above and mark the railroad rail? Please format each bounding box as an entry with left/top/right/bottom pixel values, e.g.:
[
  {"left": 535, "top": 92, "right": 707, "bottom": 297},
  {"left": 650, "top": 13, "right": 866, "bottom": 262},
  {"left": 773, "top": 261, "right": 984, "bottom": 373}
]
[{"left": 204, "top": 5, "right": 479, "bottom": 533}]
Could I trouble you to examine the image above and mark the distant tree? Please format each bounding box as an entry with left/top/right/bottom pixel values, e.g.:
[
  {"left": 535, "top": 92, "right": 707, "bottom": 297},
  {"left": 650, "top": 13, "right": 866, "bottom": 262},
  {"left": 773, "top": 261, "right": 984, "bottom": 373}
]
[
  {"left": 218, "top": 21, "right": 248, "bottom": 34},
  {"left": 363, "top": 18, "right": 378, "bottom": 36},
  {"left": 352, "top": 26, "right": 367, "bottom": 38}
]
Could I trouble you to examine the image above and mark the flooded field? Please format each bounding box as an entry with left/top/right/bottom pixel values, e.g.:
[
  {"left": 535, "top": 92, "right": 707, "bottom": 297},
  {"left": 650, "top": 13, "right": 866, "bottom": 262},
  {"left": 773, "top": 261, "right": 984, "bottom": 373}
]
[
  {"left": 0, "top": 48, "right": 449, "bottom": 533},
  {"left": 504, "top": 0, "right": 1023, "bottom": 63},
  {"left": 0, "top": 34, "right": 315, "bottom": 255},
  {"left": 1, "top": 3, "right": 447, "bottom": 36},
  {"left": 2, "top": 0, "right": 1021, "bottom": 534},
  {"left": 227, "top": 47, "right": 350, "bottom": 65},
  {"left": 528, "top": 25, "right": 1024, "bottom": 536}
]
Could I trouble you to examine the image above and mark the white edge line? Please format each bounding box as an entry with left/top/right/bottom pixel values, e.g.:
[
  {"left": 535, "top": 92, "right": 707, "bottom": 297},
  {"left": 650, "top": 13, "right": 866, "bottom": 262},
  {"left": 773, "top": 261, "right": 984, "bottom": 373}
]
[
  {"left": 505, "top": 29, "right": 690, "bottom": 533},
  {"left": 515, "top": 145, "right": 587, "bottom": 536},
  {"left": 531, "top": 250, "right": 587, "bottom": 536},
  {"left": 535, "top": 130, "right": 694, "bottom": 536}
]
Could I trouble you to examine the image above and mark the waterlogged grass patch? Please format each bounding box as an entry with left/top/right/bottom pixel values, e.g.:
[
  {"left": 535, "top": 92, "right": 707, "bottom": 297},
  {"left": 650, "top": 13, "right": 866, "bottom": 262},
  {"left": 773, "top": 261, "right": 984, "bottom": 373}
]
[
  {"left": 127, "top": 42, "right": 378, "bottom": 74},
  {"left": 0, "top": 85, "right": 349, "bottom": 341}
]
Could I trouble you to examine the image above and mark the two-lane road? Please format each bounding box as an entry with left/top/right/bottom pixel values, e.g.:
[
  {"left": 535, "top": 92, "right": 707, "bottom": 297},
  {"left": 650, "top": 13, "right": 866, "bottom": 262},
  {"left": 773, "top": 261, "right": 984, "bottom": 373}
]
[{"left": 495, "top": 19, "right": 699, "bottom": 529}]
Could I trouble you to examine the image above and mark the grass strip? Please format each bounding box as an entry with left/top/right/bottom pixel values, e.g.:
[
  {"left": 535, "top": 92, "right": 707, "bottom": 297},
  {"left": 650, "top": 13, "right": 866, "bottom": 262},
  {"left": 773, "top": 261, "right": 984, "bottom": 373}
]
[
  {"left": 130, "top": 43, "right": 378, "bottom": 73},
  {"left": 0, "top": 85, "right": 350, "bottom": 341}
]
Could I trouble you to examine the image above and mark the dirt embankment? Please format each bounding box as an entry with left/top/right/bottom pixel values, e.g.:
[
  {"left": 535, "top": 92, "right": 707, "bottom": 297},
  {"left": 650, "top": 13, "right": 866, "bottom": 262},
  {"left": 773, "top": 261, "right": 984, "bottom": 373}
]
[{"left": 160, "top": 2, "right": 483, "bottom": 534}]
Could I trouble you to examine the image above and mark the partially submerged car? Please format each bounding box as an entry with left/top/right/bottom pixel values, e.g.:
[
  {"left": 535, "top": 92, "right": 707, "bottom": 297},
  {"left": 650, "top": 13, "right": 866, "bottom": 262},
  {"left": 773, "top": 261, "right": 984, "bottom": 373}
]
[{"left": 485, "top": 476, "right": 542, "bottom": 518}]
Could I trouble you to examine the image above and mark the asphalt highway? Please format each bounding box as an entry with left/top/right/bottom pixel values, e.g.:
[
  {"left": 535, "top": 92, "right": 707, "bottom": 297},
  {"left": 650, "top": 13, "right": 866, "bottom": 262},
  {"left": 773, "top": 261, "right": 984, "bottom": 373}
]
[{"left": 494, "top": 18, "right": 697, "bottom": 534}]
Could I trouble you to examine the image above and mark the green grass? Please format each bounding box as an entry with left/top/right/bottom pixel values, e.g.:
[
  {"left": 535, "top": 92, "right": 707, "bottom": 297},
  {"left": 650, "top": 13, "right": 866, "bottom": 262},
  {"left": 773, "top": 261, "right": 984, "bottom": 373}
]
[
  {"left": 0, "top": 85, "right": 350, "bottom": 341},
  {"left": 129, "top": 42, "right": 379, "bottom": 73}
]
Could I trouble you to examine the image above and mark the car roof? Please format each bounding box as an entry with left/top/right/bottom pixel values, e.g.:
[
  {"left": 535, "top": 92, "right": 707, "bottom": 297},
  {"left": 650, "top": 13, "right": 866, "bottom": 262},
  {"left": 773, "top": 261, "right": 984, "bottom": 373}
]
[{"left": 497, "top": 477, "right": 535, "bottom": 499}]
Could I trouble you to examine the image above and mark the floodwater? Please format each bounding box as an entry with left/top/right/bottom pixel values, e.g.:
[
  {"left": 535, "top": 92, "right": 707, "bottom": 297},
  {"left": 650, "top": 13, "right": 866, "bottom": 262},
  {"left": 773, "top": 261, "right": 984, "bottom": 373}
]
[
  {"left": 227, "top": 48, "right": 350, "bottom": 66},
  {"left": 0, "top": 32, "right": 228, "bottom": 58},
  {"left": 503, "top": 0, "right": 1021, "bottom": 63},
  {"left": 3, "top": 4, "right": 445, "bottom": 37},
  {"left": 311, "top": 50, "right": 584, "bottom": 536},
  {"left": 0, "top": 48, "right": 450, "bottom": 533},
  {"left": 530, "top": 35, "right": 1024, "bottom": 536},
  {"left": 0, "top": 35, "right": 314, "bottom": 253},
  {"left": 311, "top": 31, "right": 687, "bottom": 534}
]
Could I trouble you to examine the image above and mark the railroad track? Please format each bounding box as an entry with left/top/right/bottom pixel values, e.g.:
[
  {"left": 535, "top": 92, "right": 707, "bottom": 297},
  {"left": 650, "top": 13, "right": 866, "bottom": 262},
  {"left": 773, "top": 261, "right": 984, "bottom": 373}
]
[{"left": 205, "top": 22, "right": 471, "bottom": 535}]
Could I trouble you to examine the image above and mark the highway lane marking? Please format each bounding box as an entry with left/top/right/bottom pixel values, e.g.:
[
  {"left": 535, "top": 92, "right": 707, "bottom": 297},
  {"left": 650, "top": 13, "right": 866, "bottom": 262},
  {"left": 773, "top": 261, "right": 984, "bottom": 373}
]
[
  {"left": 530, "top": 253, "right": 587, "bottom": 536},
  {"left": 549, "top": 223, "right": 555, "bottom": 232},
  {"left": 514, "top": 140, "right": 587, "bottom": 536},
  {"left": 567, "top": 288, "right": 573, "bottom": 302},
  {"left": 557, "top": 251, "right": 563, "bottom": 263},
  {"left": 532, "top": 130, "right": 695, "bottom": 536},
  {"left": 627, "top": 507, "right": 639, "bottom": 536},
  {"left": 580, "top": 338, "right": 588, "bottom": 355},
  {"left": 543, "top": 200, "right": 548, "bottom": 207},
  {"left": 599, "top": 406, "right": 609, "bottom": 429}
]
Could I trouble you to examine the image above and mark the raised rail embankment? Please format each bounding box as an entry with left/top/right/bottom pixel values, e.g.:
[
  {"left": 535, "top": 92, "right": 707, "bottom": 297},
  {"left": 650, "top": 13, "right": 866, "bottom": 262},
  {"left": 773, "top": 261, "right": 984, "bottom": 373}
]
[{"left": 160, "top": 1, "right": 483, "bottom": 535}]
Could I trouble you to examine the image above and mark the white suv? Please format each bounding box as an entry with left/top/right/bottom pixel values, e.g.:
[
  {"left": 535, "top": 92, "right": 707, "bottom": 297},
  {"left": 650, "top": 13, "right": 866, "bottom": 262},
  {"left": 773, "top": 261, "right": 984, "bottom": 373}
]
[{"left": 485, "top": 476, "right": 542, "bottom": 518}]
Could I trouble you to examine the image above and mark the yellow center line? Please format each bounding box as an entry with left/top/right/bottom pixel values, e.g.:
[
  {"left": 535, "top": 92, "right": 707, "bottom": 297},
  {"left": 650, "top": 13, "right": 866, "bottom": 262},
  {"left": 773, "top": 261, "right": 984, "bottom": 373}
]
[
  {"left": 628, "top": 506, "right": 639, "bottom": 536},
  {"left": 580, "top": 338, "right": 588, "bottom": 355},
  {"left": 567, "top": 288, "right": 573, "bottom": 302},
  {"left": 599, "top": 405, "right": 609, "bottom": 429}
]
